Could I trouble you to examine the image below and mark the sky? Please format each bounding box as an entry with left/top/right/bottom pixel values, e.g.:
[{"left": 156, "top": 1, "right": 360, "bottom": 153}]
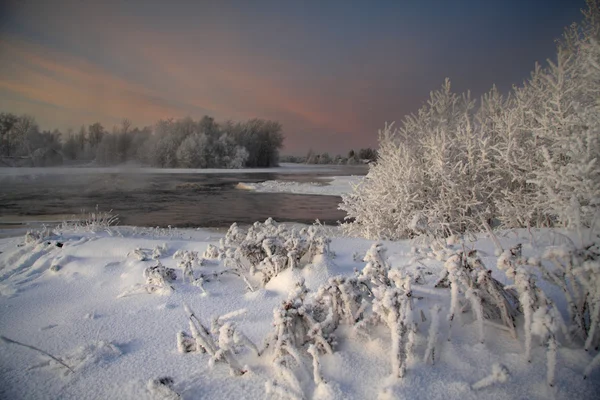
[{"left": 0, "top": 0, "right": 585, "bottom": 155}]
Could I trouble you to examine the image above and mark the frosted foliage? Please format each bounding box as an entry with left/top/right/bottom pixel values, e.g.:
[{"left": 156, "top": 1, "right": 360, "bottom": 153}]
[
  {"left": 220, "top": 219, "right": 332, "bottom": 286},
  {"left": 143, "top": 261, "right": 176, "bottom": 293},
  {"left": 438, "top": 251, "right": 519, "bottom": 341},
  {"left": 341, "top": 1, "right": 600, "bottom": 238},
  {"left": 340, "top": 81, "right": 498, "bottom": 239},
  {"left": 177, "top": 305, "right": 256, "bottom": 376},
  {"left": 175, "top": 133, "right": 211, "bottom": 168}
]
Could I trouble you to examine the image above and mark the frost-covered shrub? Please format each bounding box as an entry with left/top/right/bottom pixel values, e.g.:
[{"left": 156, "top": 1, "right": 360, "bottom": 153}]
[
  {"left": 128, "top": 247, "right": 151, "bottom": 261},
  {"left": 313, "top": 276, "right": 369, "bottom": 329},
  {"left": 263, "top": 243, "right": 425, "bottom": 387},
  {"left": 203, "top": 244, "right": 220, "bottom": 260},
  {"left": 143, "top": 261, "right": 176, "bottom": 293},
  {"left": 24, "top": 226, "right": 52, "bottom": 245},
  {"left": 340, "top": 1, "right": 600, "bottom": 238},
  {"left": 340, "top": 81, "right": 498, "bottom": 240},
  {"left": 371, "top": 286, "right": 417, "bottom": 378},
  {"left": 263, "top": 279, "right": 337, "bottom": 396},
  {"left": 496, "top": 244, "right": 572, "bottom": 386},
  {"left": 438, "top": 250, "right": 520, "bottom": 342},
  {"left": 218, "top": 218, "right": 333, "bottom": 286},
  {"left": 173, "top": 250, "right": 202, "bottom": 283},
  {"left": 177, "top": 304, "right": 257, "bottom": 376},
  {"left": 538, "top": 243, "right": 600, "bottom": 349}
]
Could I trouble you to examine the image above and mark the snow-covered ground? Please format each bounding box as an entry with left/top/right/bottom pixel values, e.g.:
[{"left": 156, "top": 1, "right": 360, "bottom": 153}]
[
  {"left": 236, "top": 176, "right": 363, "bottom": 196},
  {"left": 0, "top": 222, "right": 598, "bottom": 400}
]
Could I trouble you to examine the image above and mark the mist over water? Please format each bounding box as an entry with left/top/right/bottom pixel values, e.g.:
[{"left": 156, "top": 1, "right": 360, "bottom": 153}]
[{"left": 0, "top": 166, "right": 365, "bottom": 232}]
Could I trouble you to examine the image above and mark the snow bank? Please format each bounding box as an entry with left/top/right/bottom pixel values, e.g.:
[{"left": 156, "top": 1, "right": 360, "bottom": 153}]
[{"left": 0, "top": 226, "right": 597, "bottom": 399}]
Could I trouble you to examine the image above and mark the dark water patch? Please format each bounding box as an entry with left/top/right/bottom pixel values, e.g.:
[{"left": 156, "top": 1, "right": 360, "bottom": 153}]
[{"left": 0, "top": 168, "right": 364, "bottom": 228}]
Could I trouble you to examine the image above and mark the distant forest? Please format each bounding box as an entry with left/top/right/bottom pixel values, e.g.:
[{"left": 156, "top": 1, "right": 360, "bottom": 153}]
[
  {"left": 281, "top": 148, "right": 377, "bottom": 165},
  {"left": 0, "top": 113, "right": 284, "bottom": 168}
]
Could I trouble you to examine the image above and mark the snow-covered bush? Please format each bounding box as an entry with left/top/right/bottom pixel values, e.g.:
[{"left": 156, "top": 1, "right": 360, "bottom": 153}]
[
  {"left": 143, "top": 261, "right": 176, "bottom": 293},
  {"left": 219, "top": 218, "right": 332, "bottom": 286},
  {"left": 340, "top": 81, "right": 498, "bottom": 239},
  {"left": 371, "top": 286, "right": 417, "bottom": 378},
  {"left": 173, "top": 250, "right": 202, "bottom": 283},
  {"left": 538, "top": 242, "right": 600, "bottom": 349},
  {"left": 437, "top": 250, "right": 520, "bottom": 342},
  {"left": 24, "top": 225, "right": 52, "bottom": 245},
  {"left": 262, "top": 243, "right": 424, "bottom": 388},
  {"left": 263, "top": 279, "right": 337, "bottom": 396},
  {"left": 177, "top": 304, "right": 257, "bottom": 376},
  {"left": 341, "top": 1, "right": 600, "bottom": 238}
]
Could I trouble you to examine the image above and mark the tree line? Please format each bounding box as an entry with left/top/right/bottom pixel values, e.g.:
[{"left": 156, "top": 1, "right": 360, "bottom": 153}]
[
  {"left": 0, "top": 115, "right": 284, "bottom": 168},
  {"left": 280, "top": 148, "right": 377, "bottom": 165}
]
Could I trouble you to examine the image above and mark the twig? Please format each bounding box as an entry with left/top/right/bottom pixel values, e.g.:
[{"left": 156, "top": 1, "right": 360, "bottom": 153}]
[{"left": 1, "top": 335, "right": 74, "bottom": 374}]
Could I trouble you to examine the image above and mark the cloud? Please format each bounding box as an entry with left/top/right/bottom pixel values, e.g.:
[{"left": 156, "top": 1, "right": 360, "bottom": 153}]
[{"left": 0, "top": 37, "right": 195, "bottom": 126}]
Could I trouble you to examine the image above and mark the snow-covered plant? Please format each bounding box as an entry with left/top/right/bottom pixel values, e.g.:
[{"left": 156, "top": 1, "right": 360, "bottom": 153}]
[
  {"left": 0, "top": 335, "right": 75, "bottom": 374},
  {"left": 423, "top": 304, "right": 442, "bottom": 365},
  {"left": 143, "top": 260, "right": 176, "bottom": 293},
  {"left": 24, "top": 225, "right": 52, "bottom": 245},
  {"left": 341, "top": 1, "right": 600, "bottom": 237},
  {"left": 265, "top": 279, "right": 336, "bottom": 358},
  {"left": 358, "top": 243, "right": 391, "bottom": 287},
  {"left": 340, "top": 80, "right": 499, "bottom": 239},
  {"left": 370, "top": 285, "right": 416, "bottom": 378},
  {"left": 314, "top": 276, "right": 369, "bottom": 331},
  {"left": 539, "top": 243, "right": 600, "bottom": 349},
  {"left": 438, "top": 250, "right": 519, "bottom": 342},
  {"left": 531, "top": 305, "right": 562, "bottom": 386},
  {"left": 263, "top": 279, "right": 337, "bottom": 397},
  {"left": 128, "top": 247, "right": 151, "bottom": 261},
  {"left": 152, "top": 243, "right": 168, "bottom": 259},
  {"left": 585, "top": 350, "right": 600, "bottom": 379},
  {"left": 173, "top": 250, "right": 202, "bottom": 283},
  {"left": 81, "top": 206, "right": 119, "bottom": 234},
  {"left": 498, "top": 245, "right": 568, "bottom": 386},
  {"left": 202, "top": 244, "right": 220, "bottom": 260},
  {"left": 147, "top": 377, "right": 180, "bottom": 400},
  {"left": 218, "top": 219, "right": 333, "bottom": 286},
  {"left": 178, "top": 304, "right": 257, "bottom": 376}
]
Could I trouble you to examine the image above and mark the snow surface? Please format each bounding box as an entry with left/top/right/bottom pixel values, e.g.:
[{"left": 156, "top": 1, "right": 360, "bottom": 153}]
[
  {"left": 236, "top": 176, "right": 363, "bottom": 196},
  {"left": 0, "top": 225, "right": 598, "bottom": 399}
]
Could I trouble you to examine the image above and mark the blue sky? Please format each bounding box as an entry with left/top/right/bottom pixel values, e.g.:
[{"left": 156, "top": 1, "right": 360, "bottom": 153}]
[{"left": 0, "top": 0, "right": 584, "bottom": 154}]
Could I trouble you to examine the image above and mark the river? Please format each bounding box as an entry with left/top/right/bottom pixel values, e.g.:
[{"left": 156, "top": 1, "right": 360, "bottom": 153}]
[{"left": 0, "top": 164, "right": 366, "bottom": 235}]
